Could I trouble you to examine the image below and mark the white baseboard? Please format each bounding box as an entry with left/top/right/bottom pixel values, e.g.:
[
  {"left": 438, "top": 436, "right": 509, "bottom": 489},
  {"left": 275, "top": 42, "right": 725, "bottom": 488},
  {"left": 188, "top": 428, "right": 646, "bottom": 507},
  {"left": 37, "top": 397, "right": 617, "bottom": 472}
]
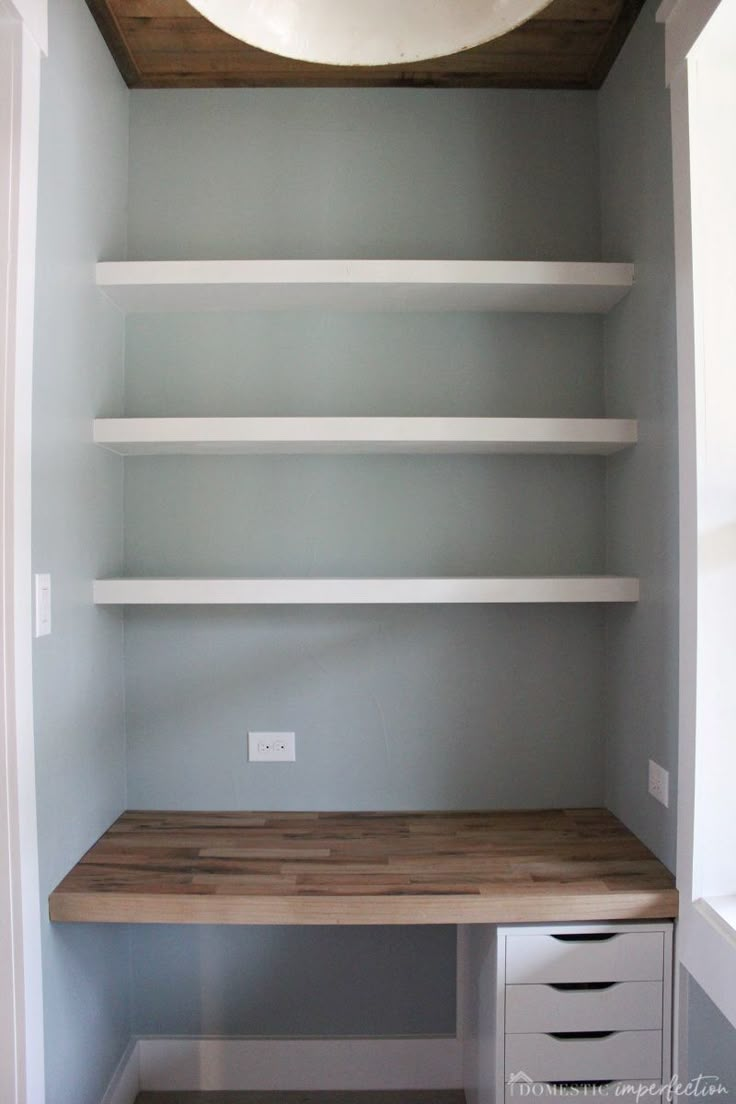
[
  {"left": 100, "top": 1039, "right": 140, "bottom": 1104},
  {"left": 136, "top": 1036, "right": 463, "bottom": 1092},
  {"left": 100, "top": 1034, "right": 462, "bottom": 1099}
]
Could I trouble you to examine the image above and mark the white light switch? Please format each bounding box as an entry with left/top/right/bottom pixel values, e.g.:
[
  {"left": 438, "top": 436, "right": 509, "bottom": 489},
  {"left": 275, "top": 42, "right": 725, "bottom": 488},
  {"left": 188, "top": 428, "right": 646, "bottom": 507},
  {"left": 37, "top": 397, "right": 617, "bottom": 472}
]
[
  {"left": 248, "top": 732, "right": 296, "bottom": 762},
  {"left": 34, "top": 573, "right": 51, "bottom": 637}
]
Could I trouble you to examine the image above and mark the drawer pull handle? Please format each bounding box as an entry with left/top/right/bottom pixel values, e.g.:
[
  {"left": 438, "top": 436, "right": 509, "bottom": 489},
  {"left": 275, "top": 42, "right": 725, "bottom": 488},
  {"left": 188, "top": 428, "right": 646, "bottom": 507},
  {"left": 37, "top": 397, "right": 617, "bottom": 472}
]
[
  {"left": 550, "top": 982, "right": 616, "bottom": 991},
  {"left": 552, "top": 934, "right": 617, "bottom": 943},
  {"left": 545, "top": 1082, "right": 615, "bottom": 1089},
  {"left": 549, "top": 1031, "right": 615, "bottom": 1040}
]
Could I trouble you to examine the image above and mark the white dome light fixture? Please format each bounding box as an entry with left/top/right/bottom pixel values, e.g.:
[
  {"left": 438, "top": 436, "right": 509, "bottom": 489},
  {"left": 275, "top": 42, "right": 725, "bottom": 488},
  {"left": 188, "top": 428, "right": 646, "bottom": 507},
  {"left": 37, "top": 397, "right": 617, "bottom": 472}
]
[{"left": 187, "top": 0, "right": 556, "bottom": 67}]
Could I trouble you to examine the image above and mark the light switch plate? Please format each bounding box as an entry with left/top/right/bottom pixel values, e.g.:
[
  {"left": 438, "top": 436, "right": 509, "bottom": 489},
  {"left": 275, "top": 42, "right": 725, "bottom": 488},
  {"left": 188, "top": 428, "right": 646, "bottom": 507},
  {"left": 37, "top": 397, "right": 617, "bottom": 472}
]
[
  {"left": 34, "top": 573, "right": 51, "bottom": 637},
  {"left": 248, "top": 731, "right": 296, "bottom": 762}
]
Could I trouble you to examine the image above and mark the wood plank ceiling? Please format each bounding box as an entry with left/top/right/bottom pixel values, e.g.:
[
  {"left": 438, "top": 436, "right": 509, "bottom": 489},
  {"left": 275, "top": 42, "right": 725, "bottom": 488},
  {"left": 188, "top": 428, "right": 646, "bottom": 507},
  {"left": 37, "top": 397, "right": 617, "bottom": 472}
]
[{"left": 86, "top": 0, "right": 647, "bottom": 91}]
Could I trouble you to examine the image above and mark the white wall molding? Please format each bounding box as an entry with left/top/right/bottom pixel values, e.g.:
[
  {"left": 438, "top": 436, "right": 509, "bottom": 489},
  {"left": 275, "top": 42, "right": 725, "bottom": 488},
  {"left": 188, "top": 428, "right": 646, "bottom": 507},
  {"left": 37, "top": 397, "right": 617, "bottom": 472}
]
[
  {"left": 99, "top": 1034, "right": 463, "bottom": 1100},
  {"left": 0, "top": 9, "right": 45, "bottom": 1104},
  {"left": 670, "top": 55, "right": 697, "bottom": 919},
  {"left": 678, "top": 904, "right": 736, "bottom": 1031},
  {"left": 668, "top": 0, "right": 736, "bottom": 1037},
  {"left": 3, "top": 0, "right": 46, "bottom": 52},
  {"left": 100, "top": 1041, "right": 140, "bottom": 1104},
  {"left": 134, "top": 1036, "right": 462, "bottom": 1093},
  {"left": 657, "top": 0, "right": 723, "bottom": 84}
]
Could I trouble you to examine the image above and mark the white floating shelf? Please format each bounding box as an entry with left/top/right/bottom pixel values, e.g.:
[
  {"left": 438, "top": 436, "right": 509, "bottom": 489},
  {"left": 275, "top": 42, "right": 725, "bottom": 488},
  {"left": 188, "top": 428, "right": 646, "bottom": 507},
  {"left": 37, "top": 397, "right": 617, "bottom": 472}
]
[
  {"left": 95, "top": 260, "right": 633, "bottom": 315},
  {"left": 93, "top": 577, "right": 640, "bottom": 605},
  {"left": 93, "top": 417, "right": 638, "bottom": 456}
]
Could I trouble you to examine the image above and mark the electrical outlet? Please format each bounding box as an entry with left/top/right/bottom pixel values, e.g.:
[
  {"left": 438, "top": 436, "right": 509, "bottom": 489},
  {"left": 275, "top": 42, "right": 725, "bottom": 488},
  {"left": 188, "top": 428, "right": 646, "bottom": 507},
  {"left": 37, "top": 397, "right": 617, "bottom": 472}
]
[
  {"left": 34, "top": 573, "right": 51, "bottom": 637},
  {"left": 248, "top": 732, "right": 295, "bottom": 762},
  {"left": 648, "top": 759, "right": 669, "bottom": 807}
]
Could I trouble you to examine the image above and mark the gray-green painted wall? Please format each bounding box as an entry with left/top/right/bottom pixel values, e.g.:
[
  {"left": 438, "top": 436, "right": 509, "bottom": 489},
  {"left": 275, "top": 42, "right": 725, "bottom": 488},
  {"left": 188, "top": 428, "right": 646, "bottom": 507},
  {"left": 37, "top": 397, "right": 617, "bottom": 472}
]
[
  {"left": 32, "top": 1, "right": 130, "bottom": 1100},
  {"left": 598, "top": 0, "right": 679, "bottom": 872},
  {"left": 123, "top": 86, "right": 606, "bottom": 1036},
  {"left": 687, "top": 975, "right": 736, "bottom": 1096},
  {"left": 126, "top": 89, "right": 600, "bottom": 263},
  {"left": 31, "top": 0, "right": 692, "bottom": 1076},
  {"left": 599, "top": 9, "right": 736, "bottom": 1093}
]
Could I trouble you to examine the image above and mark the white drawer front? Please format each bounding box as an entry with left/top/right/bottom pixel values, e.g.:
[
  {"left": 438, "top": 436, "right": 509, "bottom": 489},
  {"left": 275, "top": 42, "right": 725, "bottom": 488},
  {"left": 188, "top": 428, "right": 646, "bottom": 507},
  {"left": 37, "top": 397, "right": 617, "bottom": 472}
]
[
  {"left": 505, "top": 982, "right": 664, "bottom": 1033},
  {"left": 505, "top": 1030, "right": 662, "bottom": 1082},
  {"left": 505, "top": 933, "right": 664, "bottom": 984},
  {"left": 505, "top": 1081, "right": 661, "bottom": 1103}
]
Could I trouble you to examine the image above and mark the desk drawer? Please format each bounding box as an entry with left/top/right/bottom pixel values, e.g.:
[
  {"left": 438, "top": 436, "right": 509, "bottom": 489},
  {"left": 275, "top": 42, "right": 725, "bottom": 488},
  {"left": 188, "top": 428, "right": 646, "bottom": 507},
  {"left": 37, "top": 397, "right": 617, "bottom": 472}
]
[
  {"left": 505, "top": 933, "right": 664, "bottom": 984},
  {"left": 505, "top": 982, "right": 663, "bottom": 1033},
  {"left": 505, "top": 1031, "right": 662, "bottom": 1082},
  {"left": 505, "top": 1081, "right": 660, "bottom": 1103}
]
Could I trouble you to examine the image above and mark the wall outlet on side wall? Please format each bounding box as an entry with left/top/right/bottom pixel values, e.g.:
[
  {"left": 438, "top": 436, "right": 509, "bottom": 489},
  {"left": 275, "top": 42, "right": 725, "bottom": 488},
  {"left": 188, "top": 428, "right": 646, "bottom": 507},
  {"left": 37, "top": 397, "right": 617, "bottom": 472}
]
[
  {"left": 248, "top": 732, "right": 296, "bottom": 762},
  {"left": 648, "top": 759, "right": 669, "bottom": 807},
  {"left": 34, "top": 573, "right": 51, "bottom": 637}
]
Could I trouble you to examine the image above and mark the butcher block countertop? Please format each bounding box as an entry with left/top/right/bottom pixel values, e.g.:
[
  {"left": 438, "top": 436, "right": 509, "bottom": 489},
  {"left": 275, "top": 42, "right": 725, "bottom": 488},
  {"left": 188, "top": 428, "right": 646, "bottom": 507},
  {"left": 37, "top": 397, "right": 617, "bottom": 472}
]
[{"left": 49, "top": 808, "right": 678, "bottom": 925}]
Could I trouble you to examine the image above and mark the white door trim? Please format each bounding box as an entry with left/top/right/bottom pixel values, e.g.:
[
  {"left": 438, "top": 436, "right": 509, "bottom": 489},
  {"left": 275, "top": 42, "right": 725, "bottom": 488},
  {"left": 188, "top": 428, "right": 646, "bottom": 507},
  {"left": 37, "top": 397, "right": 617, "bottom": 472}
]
[
  {"left": 662, "top": 0, "right": 736, "bottom": 1036},
  {"left": 0, "top": 1, "right": 46, "bottom": 1102},
  {"left": 656, "top": 0, "right": 723, "bottom": 84}
]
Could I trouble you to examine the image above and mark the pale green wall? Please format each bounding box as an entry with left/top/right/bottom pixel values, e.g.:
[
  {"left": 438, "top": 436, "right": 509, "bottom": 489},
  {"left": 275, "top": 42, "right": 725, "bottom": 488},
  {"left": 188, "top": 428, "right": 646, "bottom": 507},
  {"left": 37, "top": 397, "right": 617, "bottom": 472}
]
[
  {"left": 31, "top": 0, "right": 688, "bottom": 1070},
  {"left": 687, "top": 975, "right": 736, "bottom": 1096},
  {"left": 126, "top": 89, "right": 600, "bottom": 263},
  {"left": 131, "top": 924, "right": 457, "bottom": 1037},
  {"left": 598, "top": 0, "right": 679, "bottom": 871},
  {"left": 123, "top": 86, "right": 606, "bottom": 1036},
  {"left": 32, "top": 0, "right": 130, "bottom": 1100}
]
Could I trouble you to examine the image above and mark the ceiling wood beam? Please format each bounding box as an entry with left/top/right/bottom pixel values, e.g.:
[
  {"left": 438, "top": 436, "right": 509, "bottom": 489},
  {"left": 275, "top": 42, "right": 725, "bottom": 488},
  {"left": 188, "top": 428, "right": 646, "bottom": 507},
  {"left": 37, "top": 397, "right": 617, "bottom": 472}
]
[{"left": 84, "top": 0, "right": 648, "bottom": 91}]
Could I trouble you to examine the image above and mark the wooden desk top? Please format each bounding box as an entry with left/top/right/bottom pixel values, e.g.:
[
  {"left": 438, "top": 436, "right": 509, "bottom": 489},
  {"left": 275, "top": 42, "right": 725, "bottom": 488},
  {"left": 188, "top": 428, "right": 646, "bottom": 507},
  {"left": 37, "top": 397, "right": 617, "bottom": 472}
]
[{"left": 49, "top": 808, "right": 677, "bottom": 925}]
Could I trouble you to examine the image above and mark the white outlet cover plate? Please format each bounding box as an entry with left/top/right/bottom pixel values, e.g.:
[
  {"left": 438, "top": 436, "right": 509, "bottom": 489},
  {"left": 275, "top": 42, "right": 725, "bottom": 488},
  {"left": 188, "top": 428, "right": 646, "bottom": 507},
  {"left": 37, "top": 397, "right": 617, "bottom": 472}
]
[
  {"left": 648, "top": 759, "right": 669, "bottom": 807},
  {"left": 248, "top": 731, "right": 296, "bottom": 762},
  {"left": 34, "top": 573, "right": 51, "bottom": 637}
]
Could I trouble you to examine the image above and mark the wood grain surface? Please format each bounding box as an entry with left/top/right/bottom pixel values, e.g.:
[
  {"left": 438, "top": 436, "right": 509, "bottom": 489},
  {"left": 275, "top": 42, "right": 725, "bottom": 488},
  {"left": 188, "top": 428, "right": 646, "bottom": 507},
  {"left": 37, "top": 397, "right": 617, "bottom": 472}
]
[
  {"left": 135, "top": 1094, "right": 466, "bottom": 1104},
  {"left": 49, "top": 809, "right": 677, "bottom": 925},
  {"left": 83, "top": 0, "right": 647, "bottom": 90}
]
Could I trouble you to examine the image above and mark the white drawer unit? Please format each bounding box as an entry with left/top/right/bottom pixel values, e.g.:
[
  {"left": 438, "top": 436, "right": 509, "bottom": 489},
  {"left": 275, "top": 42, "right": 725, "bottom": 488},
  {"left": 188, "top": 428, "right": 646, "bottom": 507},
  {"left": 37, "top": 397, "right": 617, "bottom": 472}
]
[
  {"left": 505, "top": 931, "right": 664, "bottom": 984},
  {"left": 506, "top": 1030, "right": 663, "bottom": 1083},
  {"left": 504, "top": 1082, "right": 661, "bottom": 1104},
  {"left": 468, "top": 921, "right": 674, "bottom": 1104},
  {"left": 505, "top": 981, "right": 664, "bottom": 1033}
]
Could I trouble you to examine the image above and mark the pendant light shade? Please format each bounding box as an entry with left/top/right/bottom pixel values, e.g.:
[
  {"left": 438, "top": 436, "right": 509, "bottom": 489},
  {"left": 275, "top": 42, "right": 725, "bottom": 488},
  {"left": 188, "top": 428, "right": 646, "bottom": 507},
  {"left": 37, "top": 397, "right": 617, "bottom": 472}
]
[{"left": 187, "top": 0, "right": 555, "bottom": 67}]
